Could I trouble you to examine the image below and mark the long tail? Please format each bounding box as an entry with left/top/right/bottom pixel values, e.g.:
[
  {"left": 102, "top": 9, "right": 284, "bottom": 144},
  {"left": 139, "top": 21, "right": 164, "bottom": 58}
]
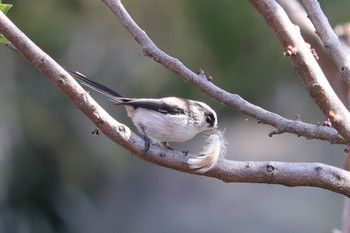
[{"left": 65, "top": 68, "right": 125, "bottom": 102}]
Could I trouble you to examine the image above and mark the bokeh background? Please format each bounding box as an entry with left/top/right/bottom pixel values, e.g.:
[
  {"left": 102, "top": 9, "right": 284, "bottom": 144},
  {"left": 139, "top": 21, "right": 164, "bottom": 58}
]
[{"left": 0, "top": 0, "right": 349, "bottom": 232}]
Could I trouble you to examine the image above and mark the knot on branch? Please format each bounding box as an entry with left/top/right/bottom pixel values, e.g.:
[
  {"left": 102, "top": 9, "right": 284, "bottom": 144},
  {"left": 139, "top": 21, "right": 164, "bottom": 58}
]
[
  {"left": 268, "top": 130, "right": 280, "bottom": 137},
  {"left": 282, "top": 45, "right": 297, "bottom": 56},
  {"left": 341, "top": 66, "right": 349, "bottom": 77},
  {"left": 266, "top": 164, "right": 275, "bottom": 173}
]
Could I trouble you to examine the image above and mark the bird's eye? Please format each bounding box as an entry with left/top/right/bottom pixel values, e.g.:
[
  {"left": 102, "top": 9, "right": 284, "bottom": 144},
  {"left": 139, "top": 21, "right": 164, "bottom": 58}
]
[
  {"left": 205, "top": 113, "right": 216, "bottom": 127},
  {"left": 206, "top": 115, "right": 212, "bottom": 123}
]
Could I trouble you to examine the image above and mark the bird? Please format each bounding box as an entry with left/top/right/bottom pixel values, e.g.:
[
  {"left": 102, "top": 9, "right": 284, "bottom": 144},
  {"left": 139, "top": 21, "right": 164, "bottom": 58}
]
[{"left": 65, "top": 69, "right": 218, "bottom": 152}]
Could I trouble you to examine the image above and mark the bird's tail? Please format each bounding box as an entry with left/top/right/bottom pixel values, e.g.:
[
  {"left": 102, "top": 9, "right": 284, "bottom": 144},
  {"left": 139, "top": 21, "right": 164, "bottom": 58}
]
[
  {"left": 65, "top": 68, "right": 125, "bottom": 103},
  {"left": 187, "top": 129, "right": 226, "bottom": 173}
]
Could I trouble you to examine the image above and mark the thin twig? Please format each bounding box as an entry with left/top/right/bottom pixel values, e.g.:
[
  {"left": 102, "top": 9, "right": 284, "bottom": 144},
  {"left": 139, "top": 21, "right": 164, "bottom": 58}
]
[
  {"left": 300, "top": 0, "right": 350, "bottom": 86},
  {"left": 1, "top": 5, "right": 350, "bottom": 196},
  {"left": 100, "top": 0, "right": 346, "bottom": 145}
]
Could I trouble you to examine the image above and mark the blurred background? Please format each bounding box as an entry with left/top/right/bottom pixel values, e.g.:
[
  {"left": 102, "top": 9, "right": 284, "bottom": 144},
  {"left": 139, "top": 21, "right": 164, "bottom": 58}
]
[{"left": 0, "top": 0, "right": 349, "bottom": 232}]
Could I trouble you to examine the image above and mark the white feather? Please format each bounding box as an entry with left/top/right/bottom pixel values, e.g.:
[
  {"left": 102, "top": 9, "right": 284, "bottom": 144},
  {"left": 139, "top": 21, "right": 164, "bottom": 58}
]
[{"left": 187, "top": 129, "right": 226, "bottom": 173}]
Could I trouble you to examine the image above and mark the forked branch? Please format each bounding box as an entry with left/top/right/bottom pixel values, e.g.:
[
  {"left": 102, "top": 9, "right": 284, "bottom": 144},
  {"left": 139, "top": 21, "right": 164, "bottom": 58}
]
[
  {"left": 101, "top": 0, "right": 346, "bottom": 145},
  {"left": 0, "top": 3, "right": 350, "bottom": 196}
]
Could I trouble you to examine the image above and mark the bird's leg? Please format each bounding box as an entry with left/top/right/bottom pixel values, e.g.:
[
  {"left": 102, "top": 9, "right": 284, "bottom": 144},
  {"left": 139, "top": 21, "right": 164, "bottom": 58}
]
[
  {"left": 143, "top": 135, "right": 151, "bottom": 152},
  {"left": 139, "top": 125, "right": 151, "bottom": 152},
  {"left": 182, "top": 150, "right": 189, "bottom": 156},
  {"left": 160, "top": 142, "right": 174, "bottom": 150}
]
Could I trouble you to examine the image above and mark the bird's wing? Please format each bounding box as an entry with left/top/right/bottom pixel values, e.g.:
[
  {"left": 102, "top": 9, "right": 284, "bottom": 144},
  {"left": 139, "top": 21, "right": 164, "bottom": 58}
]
[{"left": 121, "top": 98, "right": 186, "bottom": 115}]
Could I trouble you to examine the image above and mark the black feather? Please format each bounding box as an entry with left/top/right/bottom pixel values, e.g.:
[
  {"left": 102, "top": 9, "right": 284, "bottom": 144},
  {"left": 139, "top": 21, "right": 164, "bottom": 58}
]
[
  {"left": 65, "top": 68, "right": 124, "bottom": 98},
  {"left": 123, "top": 100, "right": 185, "bottom": 115}
]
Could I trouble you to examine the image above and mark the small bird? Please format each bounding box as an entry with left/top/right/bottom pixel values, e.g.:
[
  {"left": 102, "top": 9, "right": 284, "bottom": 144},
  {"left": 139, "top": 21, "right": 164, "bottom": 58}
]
[{"left": 65, "top": 69, "right": 218, "bottom": 152}]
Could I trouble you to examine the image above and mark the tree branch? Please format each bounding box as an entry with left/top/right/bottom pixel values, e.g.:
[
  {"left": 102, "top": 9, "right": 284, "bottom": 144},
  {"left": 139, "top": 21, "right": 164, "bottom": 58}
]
[
  {"left": 216, "top": 160, "right": 350, "bottom": 197},
  {"left": 100, "top": 0, "right": 345, "bottom": 145},
  {"left": 276, "top": 1, "right": 350, "bottom": 231},
  {"left": 1, "top": 5, "right": 350, "bottom": 196},
  {"left": 300, "top": 0, "right": 350, "bottom": 86},
  {"left": 248, "top": 0, "right": 350, "bottom": 143},
  {"left": 277, "top": 0, "right": 350, "bottom": 107}
]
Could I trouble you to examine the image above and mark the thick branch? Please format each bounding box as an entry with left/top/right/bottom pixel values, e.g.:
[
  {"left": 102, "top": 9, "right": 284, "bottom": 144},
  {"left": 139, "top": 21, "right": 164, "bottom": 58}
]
[
  {"left": 100, "top": 0, "right": 345, "bottom": 145},
  {"left": 277, "top": 0, "right": 350, "bottom": 107},
  {"left": 248, "top": 0, "right": 350, "bottom": 143},
  {"left": 215, "top": 160, "right": 350, "bottom": 197},
  {"left": 300, "top": 0, "right": 350, "bottom": 86}
]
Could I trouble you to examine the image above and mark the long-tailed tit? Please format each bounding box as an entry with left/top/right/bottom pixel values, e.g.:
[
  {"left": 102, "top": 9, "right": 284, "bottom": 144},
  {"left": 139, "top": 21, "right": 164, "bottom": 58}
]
[{"left": 66, "top": 69, "right": 224, "bottom": 172}]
